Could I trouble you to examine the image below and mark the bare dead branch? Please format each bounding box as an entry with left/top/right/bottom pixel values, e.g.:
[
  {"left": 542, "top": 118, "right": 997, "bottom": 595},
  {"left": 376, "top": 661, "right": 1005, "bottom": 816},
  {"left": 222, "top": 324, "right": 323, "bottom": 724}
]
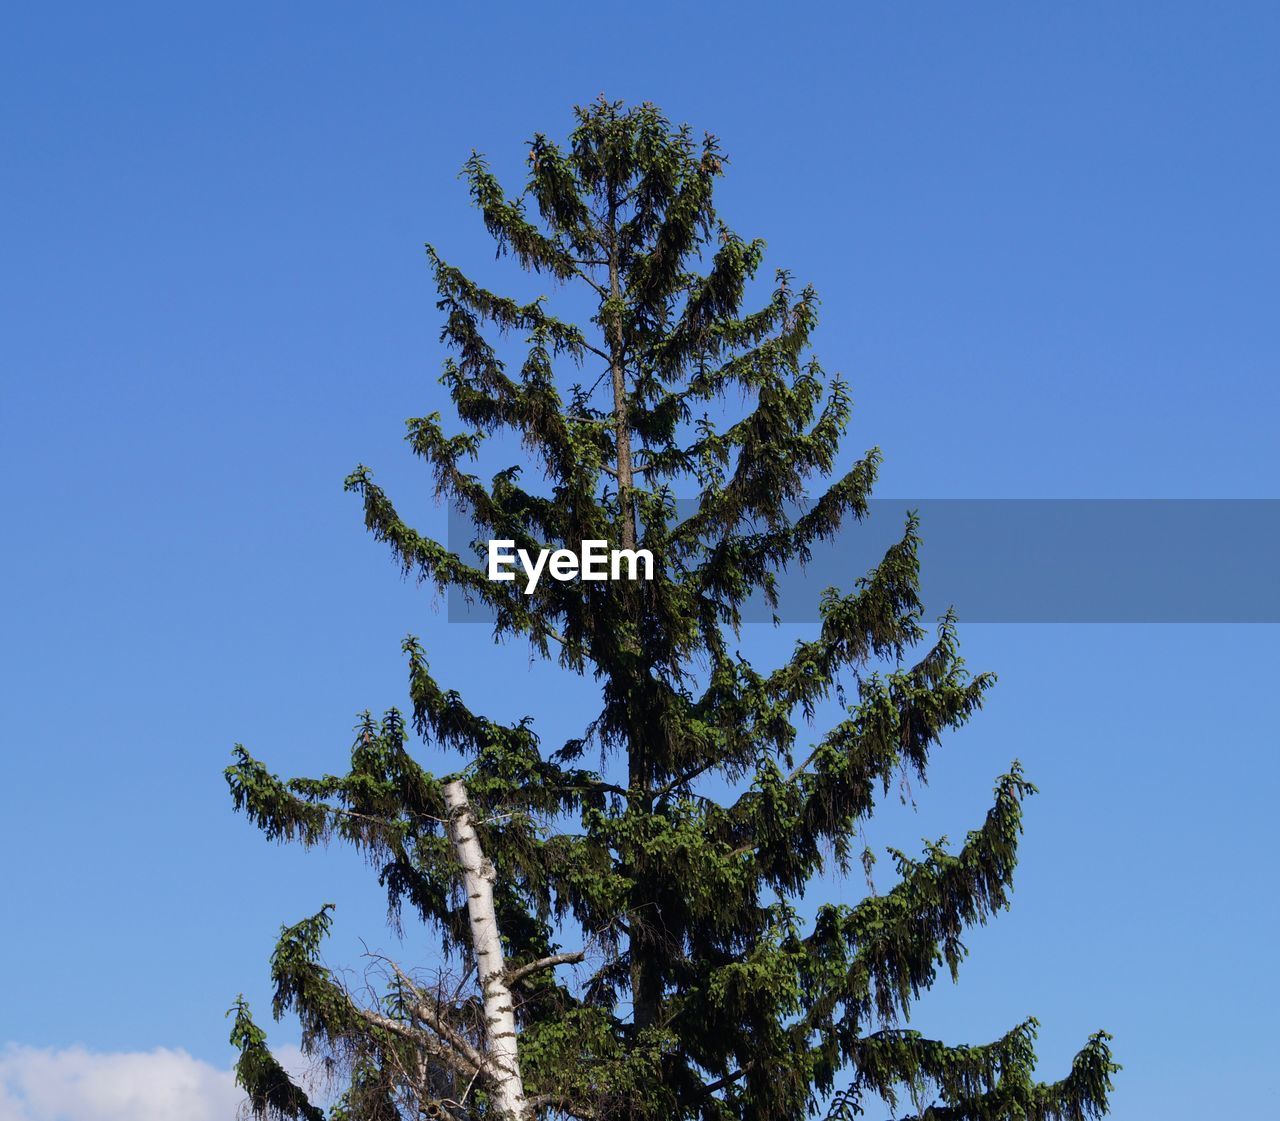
[{"left": 505, "top": 951, "right": 586, "bottom": 987}]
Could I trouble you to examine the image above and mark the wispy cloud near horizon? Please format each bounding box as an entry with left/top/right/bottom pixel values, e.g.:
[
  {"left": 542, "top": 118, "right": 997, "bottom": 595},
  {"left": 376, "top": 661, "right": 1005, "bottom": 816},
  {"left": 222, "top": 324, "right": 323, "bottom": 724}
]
[{"left": 0, "top": 1042, "right": 310, "bottom": 1121}]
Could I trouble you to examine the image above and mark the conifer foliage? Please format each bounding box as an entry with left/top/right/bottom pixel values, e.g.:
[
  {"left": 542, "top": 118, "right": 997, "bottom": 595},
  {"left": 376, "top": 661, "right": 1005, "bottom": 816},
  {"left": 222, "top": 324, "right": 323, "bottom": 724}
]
[{"left": 226, "top": 100, "right": 1116, "bottom": 1121}]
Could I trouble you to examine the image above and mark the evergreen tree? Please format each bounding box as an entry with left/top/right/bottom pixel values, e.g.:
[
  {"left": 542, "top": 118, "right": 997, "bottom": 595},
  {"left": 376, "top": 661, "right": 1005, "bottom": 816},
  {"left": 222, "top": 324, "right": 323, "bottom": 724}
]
[{"left": 226, "top": 99, "right": 1117, "bottom": 1121}]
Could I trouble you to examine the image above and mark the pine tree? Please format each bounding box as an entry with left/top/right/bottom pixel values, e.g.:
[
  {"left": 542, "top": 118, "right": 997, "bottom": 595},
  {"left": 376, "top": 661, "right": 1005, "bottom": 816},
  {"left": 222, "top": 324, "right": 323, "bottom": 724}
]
[{"left": 226, "top": 99, "right": 1117, "bottom": 1121}]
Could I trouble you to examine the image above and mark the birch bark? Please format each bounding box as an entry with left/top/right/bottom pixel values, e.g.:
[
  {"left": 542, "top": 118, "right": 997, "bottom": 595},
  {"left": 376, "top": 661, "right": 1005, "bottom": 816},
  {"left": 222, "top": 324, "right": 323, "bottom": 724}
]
[{"left": 442, "top": 779, "right": 528, "bottom": 1121}]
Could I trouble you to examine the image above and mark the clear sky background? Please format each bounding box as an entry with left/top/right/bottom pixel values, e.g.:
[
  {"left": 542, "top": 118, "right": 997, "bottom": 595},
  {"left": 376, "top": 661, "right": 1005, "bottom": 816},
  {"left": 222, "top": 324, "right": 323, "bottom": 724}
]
[{"left": 2, "top": 3, "right": 1278, "bottom": 1119}]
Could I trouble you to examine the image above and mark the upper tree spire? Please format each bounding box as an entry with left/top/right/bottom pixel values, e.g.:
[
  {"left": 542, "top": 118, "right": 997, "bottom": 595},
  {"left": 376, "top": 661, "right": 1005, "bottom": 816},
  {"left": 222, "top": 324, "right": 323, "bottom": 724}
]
[{"left": 226, "top": 99, "right": 1117, "bottom": 1121}]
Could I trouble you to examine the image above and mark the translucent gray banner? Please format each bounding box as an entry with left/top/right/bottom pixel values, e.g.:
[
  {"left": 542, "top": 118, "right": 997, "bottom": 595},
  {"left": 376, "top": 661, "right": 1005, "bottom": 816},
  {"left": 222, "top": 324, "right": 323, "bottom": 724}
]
[{"left": 445, "top": 500, "right": 1280, "bottom": 623}]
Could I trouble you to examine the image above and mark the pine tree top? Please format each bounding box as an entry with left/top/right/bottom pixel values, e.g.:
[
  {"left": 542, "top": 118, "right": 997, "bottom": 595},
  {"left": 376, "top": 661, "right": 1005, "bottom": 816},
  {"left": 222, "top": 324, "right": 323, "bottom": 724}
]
[{"left": 227, "top": 98, "right": 1117, "bottom": 1121}]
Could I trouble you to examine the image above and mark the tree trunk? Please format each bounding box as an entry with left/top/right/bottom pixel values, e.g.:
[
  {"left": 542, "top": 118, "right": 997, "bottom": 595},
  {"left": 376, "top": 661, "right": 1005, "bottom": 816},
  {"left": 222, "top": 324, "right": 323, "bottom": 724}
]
[
  {"left": 606, "top": 195, "right": 636, "bottom": 553},
  {"left": 602, "top": 198, "right": 661, "bottom": 1034},
  {"left": 442, "top": 779, "right": 528, "bottom": 1121}
]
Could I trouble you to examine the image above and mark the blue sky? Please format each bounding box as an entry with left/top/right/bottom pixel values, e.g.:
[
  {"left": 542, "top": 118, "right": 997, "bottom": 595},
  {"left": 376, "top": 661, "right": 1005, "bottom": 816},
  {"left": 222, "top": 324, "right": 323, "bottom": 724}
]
[{"left": 2, "top": 3, "right": 1278, "bottom": 1118}]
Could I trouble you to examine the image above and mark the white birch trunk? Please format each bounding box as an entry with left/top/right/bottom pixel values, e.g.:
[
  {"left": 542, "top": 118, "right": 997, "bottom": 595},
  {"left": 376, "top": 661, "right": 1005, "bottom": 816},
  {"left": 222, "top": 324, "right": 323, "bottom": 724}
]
[{"left": 442, "top": 779, "right": 528, "bottom": 1121}]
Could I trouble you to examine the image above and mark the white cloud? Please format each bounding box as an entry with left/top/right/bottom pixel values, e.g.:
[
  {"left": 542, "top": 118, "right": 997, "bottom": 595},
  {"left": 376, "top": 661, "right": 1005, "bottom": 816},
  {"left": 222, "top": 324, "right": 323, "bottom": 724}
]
[{"left": 0, "top": 1043, "right": 312, "bottom": 1121}]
